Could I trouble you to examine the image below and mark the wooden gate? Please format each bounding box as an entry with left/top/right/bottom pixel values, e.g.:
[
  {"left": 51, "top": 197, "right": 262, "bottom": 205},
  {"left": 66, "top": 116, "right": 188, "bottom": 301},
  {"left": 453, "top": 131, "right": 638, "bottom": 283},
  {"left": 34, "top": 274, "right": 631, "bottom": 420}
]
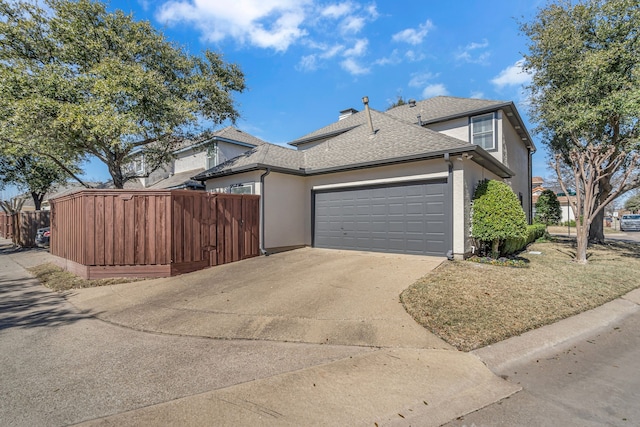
[
  {"left": 171, "top": 192, "right": 260, "bottom": 274},
  {"left": 50, "top": 190, "right": 260, "bottom": 279}
]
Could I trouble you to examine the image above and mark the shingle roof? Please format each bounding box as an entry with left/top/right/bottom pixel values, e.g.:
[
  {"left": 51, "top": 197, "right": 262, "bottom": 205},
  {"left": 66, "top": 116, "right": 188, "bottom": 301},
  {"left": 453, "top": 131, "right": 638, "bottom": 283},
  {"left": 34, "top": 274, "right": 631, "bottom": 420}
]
[
  {"left": 193, "top": 107, "right": 514, "bottom": 180},
  {"left": 385, "top": 96, "right": 509, "bottom": 124},
  {"left": 193, "top": 143, "right": 305, "bottom": 179},
  {"left": 289, "top": 112, "right": 363, "bottom": 146},
  {"left": 174, "top": 126, "right": 267, "bottom": 152},
  {"left": 147, "top": 168, "right": 205, "bottom": 190},
  {"left": 303, "top": 109, "right": 469, "bottom": 171},
  {"left": 210, "top": 126, "right": 268, "bottom": 146}
]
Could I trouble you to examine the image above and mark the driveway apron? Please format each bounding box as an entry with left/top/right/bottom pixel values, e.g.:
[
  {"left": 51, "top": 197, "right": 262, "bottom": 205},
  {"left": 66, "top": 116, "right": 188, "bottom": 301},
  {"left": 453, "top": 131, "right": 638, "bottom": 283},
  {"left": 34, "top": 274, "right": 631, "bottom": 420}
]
[{"left": 67, "top": 247, "right": 453, "bottom": 349}]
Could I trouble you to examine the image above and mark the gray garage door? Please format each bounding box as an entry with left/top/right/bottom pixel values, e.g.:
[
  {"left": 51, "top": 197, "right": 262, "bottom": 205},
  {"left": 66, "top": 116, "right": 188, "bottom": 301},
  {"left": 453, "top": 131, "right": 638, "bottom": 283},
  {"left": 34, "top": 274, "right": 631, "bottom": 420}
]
[{"left": 314, "top": 180, "right": 451, "bottom": 256}]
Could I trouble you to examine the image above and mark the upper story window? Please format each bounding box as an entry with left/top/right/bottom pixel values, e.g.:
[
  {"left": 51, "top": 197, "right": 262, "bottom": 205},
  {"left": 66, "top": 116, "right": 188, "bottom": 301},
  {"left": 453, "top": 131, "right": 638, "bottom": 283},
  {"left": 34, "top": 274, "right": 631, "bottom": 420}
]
[
  {"left": 206, "top": 143, "right": 219, "bottom": 169},
  {"left": 131, "top": 155, "right": 145, "bottom": 175},
  {"left": 471, "top": 113, "right": 496, "bottom": 151}
]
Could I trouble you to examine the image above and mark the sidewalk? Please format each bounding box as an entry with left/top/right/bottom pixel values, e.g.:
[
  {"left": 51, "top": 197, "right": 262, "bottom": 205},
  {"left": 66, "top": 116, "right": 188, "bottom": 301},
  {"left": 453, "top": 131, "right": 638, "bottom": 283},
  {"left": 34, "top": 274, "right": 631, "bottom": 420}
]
[{"left": 3, "top": 238, "right": 640, "bottom": 426}]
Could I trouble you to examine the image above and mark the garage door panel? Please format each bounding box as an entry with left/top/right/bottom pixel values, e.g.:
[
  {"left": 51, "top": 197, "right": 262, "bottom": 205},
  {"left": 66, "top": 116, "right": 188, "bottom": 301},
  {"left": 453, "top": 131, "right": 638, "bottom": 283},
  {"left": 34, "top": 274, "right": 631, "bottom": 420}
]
[{"left": 315, "top": 181, "right": 450, "bottom": 256}]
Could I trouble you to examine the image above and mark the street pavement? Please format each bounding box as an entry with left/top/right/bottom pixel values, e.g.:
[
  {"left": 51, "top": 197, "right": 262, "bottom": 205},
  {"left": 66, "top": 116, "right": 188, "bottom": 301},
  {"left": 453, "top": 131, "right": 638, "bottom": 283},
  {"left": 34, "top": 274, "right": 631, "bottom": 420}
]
[
  {"left": 445, "top": 291, "right": 640, "bottom": 427},
  {"left": 1, "top": 237, "right": 639, "bottom": 426}
]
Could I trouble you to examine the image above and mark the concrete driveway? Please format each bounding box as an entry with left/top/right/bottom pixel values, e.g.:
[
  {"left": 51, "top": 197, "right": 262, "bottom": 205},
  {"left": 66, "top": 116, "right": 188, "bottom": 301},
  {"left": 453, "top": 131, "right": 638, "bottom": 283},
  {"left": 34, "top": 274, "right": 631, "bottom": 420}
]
[
  {"left": 68, "top": 247, "right": 451, "bottom": 349},
  {"left": 4, "top": 242, "right": 524, "bottom": 426}
]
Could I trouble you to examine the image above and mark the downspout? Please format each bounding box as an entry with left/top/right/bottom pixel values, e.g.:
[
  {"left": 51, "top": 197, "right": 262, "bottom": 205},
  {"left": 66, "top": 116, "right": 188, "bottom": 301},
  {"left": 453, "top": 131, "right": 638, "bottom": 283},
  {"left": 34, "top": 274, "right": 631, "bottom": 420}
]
[
  {"left": 444, "top": 153, "right": 454, "bottom": 261},
  {"left": 259, "top": 168, "right": 271, "bottom": 256},
  {"left": 528, "top": 149, "right": 533, "bottom": 224}
]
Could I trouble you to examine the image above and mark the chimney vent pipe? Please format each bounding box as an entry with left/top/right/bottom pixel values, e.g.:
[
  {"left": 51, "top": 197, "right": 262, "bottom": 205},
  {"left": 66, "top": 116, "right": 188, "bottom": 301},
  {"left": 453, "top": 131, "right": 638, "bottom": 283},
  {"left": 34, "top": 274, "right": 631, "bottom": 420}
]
[{"left": 362, "top": 96, "right": 375, "bottom": 134}]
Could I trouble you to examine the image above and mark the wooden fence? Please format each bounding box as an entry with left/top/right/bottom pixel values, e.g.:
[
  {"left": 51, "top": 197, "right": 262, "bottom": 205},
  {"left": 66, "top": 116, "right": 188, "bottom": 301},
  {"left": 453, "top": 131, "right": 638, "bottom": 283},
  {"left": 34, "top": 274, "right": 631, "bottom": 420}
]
[
  {"left": 50, "top": 190, "right": 260, "bottom": 279},
  {"left": 0, "top": 212, "right": 12, "bottom": 239},
  {"left": 0, "top": 211, "right": 50, "bottom": 247}
]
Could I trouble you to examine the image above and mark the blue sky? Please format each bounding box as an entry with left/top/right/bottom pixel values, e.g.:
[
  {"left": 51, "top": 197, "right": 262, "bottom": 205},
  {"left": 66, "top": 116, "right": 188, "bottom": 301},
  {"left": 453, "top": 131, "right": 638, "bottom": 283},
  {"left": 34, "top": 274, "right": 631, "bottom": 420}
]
[{"left": 83, "top": 0, "right": 548, "bottom": 182}]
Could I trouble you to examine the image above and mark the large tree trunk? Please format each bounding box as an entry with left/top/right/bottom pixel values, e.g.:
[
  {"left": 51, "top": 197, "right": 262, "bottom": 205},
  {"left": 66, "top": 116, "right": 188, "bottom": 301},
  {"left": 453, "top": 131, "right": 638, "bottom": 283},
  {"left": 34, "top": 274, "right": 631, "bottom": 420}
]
[
  {"left": 589, "top": 208, "right": 605, "bottom": 243},
  {"left": 575, "top": 225, "right": 589, "bottom": 264},
  {"left": 30, "top": 192, "right": 45, "bottom": 211},
  {"left": 589, "top": 180, "right": 612, "bottom": 244},
  {"left": 109, "top": 165, "right": 126, "bottom": 189}
]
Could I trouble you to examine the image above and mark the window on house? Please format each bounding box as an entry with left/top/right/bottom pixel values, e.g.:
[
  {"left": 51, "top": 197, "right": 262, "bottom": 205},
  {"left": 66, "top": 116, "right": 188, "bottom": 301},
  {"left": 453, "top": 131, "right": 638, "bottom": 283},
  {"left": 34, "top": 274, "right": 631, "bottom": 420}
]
[
  {"left": 471, "top": 113, "right": 495, "bottom": 150},
  {"left": 131, "top": 156, "right": 145, "bottom": 175},
  {"left": 206, "top": 143, "right": 219, "bottom": 169},
  {"left": 229, "top": 183, "right": 253, "bottom": 194}
]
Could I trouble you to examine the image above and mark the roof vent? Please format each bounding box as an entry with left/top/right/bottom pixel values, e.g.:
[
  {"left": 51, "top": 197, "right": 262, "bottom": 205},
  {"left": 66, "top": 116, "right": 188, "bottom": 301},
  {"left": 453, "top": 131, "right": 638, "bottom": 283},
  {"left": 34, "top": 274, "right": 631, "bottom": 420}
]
[
  {"left": 408, "top": 99, "right": 416, "bottom": 107},
  {"left": 339, "top": 108, "right": 358, "bottom": 121},
  {"left": 362, "top": 96, "right": 375, "bottom": 134}
]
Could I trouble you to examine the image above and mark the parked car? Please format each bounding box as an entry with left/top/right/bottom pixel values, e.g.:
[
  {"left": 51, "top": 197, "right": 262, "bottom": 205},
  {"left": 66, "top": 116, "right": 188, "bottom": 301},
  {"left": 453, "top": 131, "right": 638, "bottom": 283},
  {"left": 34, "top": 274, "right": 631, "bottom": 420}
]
[
  {"left": 620, "top": 214, "right": 640, "bottom": 232},
  {"left": 35, "top": 227, "right": 50, "bottom": 248}
]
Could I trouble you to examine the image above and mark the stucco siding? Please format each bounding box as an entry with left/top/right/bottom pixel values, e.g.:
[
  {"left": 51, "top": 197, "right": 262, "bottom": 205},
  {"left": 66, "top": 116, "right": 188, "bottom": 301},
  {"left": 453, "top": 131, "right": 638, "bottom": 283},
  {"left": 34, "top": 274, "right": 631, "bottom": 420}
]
[
  {"left": 175, "top": 149, "right": 207, "bottom": 174},
  {"left": 461, "top": 160, "right": 502, "bottom": 256},
  {"left": 425, "top": 117, "right": 469, "bottom": 142},
  {"left": 262, "top": 173, "right": 306, "bottom": 249},
  {"left": 217, "top": 142, "right": 253, "bottom": 165},
  {"left": 502, "top": 117, "right": 532, "bottom": 222}
]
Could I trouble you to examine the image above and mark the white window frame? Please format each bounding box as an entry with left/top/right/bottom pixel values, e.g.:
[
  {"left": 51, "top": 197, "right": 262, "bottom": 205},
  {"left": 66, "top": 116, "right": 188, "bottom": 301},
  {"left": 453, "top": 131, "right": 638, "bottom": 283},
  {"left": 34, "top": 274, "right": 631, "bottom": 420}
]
[
  {"left": 229, "top": 183, "right": 254, "bottom": 194},
  {"left": 132, "top": 155, "right": 145, "bottom": 175},
  {"left": 206, "top": 142, "right": 219, "bottom": 169},
  {"left": 470, "top": 113, "right": 496, "bottom": 151}
]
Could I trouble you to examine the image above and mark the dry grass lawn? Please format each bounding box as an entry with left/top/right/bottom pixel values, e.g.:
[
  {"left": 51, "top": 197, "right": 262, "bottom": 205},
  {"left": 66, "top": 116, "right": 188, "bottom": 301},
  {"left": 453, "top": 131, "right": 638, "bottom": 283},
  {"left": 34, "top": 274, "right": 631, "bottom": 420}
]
[
  {"left": 401, "top": 238, "right": 640, "bottom": 351},
  {"left": 29, "top": 263, "right": 144, "bottom": 292}
]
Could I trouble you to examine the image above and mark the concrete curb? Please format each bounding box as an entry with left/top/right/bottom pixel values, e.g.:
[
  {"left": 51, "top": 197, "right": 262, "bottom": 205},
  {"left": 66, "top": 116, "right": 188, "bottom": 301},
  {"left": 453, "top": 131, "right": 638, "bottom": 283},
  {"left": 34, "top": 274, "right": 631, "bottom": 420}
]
[{"left": 473, "top": 288, "right": 640, "bottom": 374}]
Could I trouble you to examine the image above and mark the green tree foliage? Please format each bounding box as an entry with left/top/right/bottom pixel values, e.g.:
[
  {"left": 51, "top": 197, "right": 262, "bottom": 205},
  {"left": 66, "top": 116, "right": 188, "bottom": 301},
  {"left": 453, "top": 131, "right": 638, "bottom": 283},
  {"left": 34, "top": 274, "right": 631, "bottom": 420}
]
[
  {"left": 471, "top": 180, "right": 528, "bottom": 258},
  {"left": 535, "top": 189, "right": 562, "bottom": 226},
  {"left": 521, "top": 0, "right": 640, "bottom": 263},
  {"left": 624, "top": 193, "right": 640, "bottom": 213},
  {"left": 0, "top": 0, "right": 245, "bottom": 188},
  {"left": 387, "top": 95, "right": 407, "bottom": 110},
  {"left": 0, "top": 153, "right": 71, "bottom": 210}
]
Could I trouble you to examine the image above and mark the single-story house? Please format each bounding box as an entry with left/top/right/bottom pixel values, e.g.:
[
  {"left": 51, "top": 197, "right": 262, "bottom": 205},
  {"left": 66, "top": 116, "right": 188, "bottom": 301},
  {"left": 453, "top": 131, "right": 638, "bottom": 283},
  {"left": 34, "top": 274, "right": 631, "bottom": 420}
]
[{"left": 194, "top": 96, "right": 535, "bottom": 259}]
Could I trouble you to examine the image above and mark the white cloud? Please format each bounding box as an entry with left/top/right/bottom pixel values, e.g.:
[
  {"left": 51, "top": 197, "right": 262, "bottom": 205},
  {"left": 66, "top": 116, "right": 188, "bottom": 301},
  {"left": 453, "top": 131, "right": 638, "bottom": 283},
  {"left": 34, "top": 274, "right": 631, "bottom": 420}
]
[
  {"left": 343, "top": 39, "right": 368, "bottom": 57},
  {"left": 392, "top": 19, "right": 433, "bottom": 45},
  {"left": 138, "top": 0, "right": 150, "bottom": 11},
  {"left": 374, "top": 49, "right": 401, "bottom": 66},
  {"left": 456, "top": 39, "right": 490, "bottom": 64},
  {"left": 340, "top": 15, "right": 365, "bottom": 34},
  {"left": 422, "top": 83, "right": 449, "bottom": 98},
  {"left": 405, "top": 50, "right": 426, "bottom": 62},
  {"left": 321, "top": 44, "right": 344, "bottom": 58},
  {"left": 409, "top": 72, "right": 438, "bottom": 88},
  {"left": 491, "top": 59, "right": 531, "bottom": 88},
  {"left": 321, "top": 2, "right": 351, "bottom": 19},
  {"left": 297, "top": 54, "right": 318, "bottom": 71},
  {"left": 157, "top": 0, "right": 310, "bottom": 52},
  {"left": 341, "top": 58, "right": 369, "bottom": 75},
  {"left": 470, "top": 91, "right": 485, "bottom": 99}
]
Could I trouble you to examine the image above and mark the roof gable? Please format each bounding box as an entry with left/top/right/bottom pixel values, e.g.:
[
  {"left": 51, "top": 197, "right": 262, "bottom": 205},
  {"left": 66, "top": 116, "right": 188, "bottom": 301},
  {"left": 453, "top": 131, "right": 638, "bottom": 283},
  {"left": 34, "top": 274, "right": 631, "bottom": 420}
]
[
  {"left": 385, "top": 96, "right": 509, "bottom": 124},
  {"left": 194, "top": 106, "right": 514, "bottom": 180}
]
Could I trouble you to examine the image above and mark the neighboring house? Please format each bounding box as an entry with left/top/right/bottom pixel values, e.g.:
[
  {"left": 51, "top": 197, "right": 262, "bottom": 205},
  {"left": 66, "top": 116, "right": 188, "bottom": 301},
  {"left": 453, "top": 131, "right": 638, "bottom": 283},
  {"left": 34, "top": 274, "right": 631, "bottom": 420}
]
[
  {"left": 531, "top": 177, "right": 576, "bottom": 223},
  {"left": 130, "top": 126, "right": 267, "bottom": 190},
  {"left": 194, "top": 96, "right": 536, "bottom": 259}
]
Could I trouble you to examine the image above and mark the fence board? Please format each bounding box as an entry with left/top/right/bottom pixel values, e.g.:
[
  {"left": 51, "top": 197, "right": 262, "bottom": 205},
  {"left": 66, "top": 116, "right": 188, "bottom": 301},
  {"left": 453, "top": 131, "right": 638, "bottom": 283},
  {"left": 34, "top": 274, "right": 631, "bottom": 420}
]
[
  {"left": 95, "top": 195, "right": 105, "bottom": 265},
  {"left": 50, "top": 190, "right": 259, "bottom": 279}
]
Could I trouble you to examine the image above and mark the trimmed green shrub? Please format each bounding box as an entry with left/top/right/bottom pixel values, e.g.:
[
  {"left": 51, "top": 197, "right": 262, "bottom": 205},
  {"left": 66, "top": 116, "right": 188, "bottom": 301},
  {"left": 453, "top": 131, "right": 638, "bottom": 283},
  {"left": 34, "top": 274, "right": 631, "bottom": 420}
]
[
  {"left": 502, "top": 223, "right": 547, "bottom": 255},
  {"left": 535, "top": 189, "right": 562, "bottom": 226},
  {"left": 471, "top": 179, "right": 528, "bottom": 257}
]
